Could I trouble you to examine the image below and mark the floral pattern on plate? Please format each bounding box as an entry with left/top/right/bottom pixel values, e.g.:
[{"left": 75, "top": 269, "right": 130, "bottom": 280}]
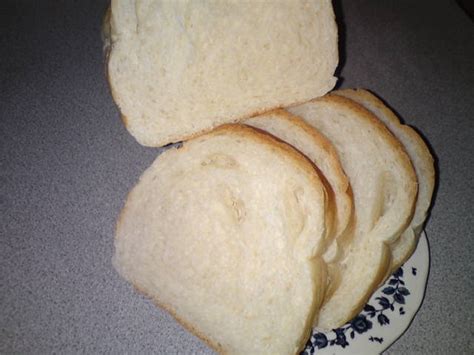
[{"left": 303, "top": 232, "right": 429, "bottom": 355}]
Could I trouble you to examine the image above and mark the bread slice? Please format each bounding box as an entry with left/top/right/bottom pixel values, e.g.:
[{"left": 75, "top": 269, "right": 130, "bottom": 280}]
[
  {"left": 113, "top": 124, "right": 329, "bottom": 354},
  {"left": 244, "top": 110, "right": 353, "bottom": 264},
  {"left": 334, "top": 89, "right": 435, "bottom": 273},
  {"left": 287, "top": 95, "right": 418, "bottom": 329},
  {"left": 106, "top": 0, "right": 338, "bottom": 146}
]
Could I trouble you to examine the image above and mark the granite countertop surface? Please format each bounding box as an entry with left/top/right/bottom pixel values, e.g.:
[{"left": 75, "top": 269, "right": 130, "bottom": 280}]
[{"left": 1, "top": 0, "right": 473, "bottom": 354}]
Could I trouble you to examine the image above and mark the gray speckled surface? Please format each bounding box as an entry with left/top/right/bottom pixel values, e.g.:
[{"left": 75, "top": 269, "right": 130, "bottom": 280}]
[{"left": 1, "top": 0, "right": 473, "bottom": 354}]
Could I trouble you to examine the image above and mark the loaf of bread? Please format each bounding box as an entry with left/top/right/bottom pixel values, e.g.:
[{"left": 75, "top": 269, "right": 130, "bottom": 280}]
[
  {"left": 334, "top": 89, "right": 435, "bottom": 273},
  {"left": 113, "top": 124, "right": 330, "bottom": 354},
  {"left": 106, "top": 0, "right": 338, "bottom": 146},
  {"left": 288, "top": 95, "right": 418, "bottom": 329}
]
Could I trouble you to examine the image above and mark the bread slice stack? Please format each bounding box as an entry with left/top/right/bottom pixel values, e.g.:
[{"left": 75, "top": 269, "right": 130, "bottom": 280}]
[
  {"left": 288, "top": 94, "right": 419, "bottom": 329},
  {"left": 105, "top": 1, "right": 435, "bottom": 354},
  {"left": 333, "top": 89, "right": 436, "bottom": 275}
]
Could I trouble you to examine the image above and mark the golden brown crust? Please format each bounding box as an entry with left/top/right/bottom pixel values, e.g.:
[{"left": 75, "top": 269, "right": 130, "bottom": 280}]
[{"left": 120, "top": 114, "right": 129, "bottom": 128}]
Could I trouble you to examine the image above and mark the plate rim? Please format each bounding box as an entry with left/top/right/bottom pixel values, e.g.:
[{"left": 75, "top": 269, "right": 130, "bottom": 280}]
[{"left": 303, "top": 231, "right": 430, "bottom": 355}]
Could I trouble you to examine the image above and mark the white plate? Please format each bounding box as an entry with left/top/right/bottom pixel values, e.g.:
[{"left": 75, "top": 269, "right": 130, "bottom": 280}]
[{"left": 303, "top": 232, "right": 429, "bottom": 355}]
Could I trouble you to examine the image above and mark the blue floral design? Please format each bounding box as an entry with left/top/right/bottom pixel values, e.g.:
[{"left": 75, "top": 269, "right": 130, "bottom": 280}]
[{"left": 302, "top": 267, "right": 412, "bottom": 354}]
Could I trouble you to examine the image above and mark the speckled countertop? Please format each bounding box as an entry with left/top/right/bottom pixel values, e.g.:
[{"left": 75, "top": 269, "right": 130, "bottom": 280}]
[{"left": 1, "top": 1, "right": 473, "bottom": 354}]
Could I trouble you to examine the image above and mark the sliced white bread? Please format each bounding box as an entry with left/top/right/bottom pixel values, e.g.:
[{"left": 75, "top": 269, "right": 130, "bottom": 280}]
[
  {"left": 106, "top": 0, "right": 338, "bottom": 146},
  {"left": 244, "top": 110, "right": 353, "bottom": 264},
  {"left": 288, "top": 95, "right": 418, "bottom": 329},
  {"left": 113, "top": 124, "right": 329, "bottom": 354},
  {"left": 334, "top": 89, "right": 435, "bottom": 273}
]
